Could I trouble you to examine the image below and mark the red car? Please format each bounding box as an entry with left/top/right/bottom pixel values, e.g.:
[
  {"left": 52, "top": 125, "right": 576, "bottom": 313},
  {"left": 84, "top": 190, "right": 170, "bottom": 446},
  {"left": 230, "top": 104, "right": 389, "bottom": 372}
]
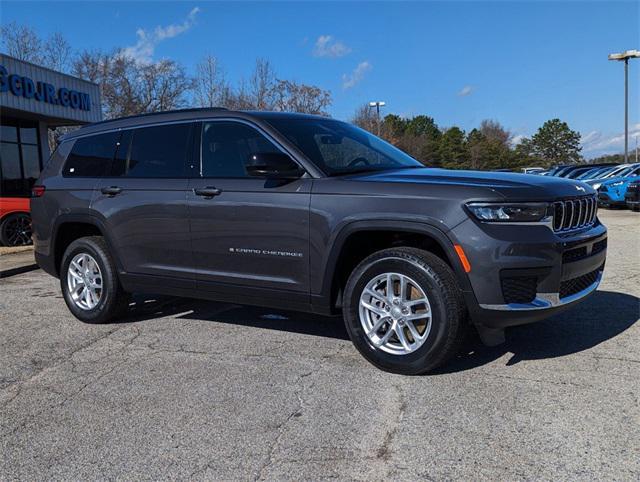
[{"left": 0, "top": 197, "right": 32, "bottom": 246}]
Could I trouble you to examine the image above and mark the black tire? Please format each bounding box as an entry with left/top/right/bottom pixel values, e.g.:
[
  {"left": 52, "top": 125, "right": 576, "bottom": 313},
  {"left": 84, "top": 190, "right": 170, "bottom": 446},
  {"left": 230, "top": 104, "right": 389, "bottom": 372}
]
[
  {"left": 0, "top": 213, "right": 32, "bottom": 246},
  {"left": 60, "top": 236, "right": 130, "bottom": 324},
  {"left": 343, "top": 247, "right": 466, "bottom": 375}
]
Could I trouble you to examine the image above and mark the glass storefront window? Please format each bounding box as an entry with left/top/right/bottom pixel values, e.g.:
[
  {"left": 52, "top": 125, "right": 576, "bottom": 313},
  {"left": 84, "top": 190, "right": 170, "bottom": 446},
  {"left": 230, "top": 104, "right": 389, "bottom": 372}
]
[
  {"left": 22, "top": 145, "right": 41, "bottom": 182},
  {"left": 0, "top": 118, "right": 42, "bottom": 197},
  {"left": 0, "top": 125, "right": 18, "bottom": 143},
  {"left": 20, "top": 127, "right": 38, "bottom": 145}
]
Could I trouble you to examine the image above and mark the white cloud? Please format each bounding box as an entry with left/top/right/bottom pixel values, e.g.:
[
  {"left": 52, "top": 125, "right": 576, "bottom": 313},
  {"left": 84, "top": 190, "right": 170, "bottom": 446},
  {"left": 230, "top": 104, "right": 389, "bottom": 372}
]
[
  {"left": 511, "top": 134, "right": 527, "bottom": 146},
  {"left": 122, "top": 7, "right": 200, "bottom": 63},
  {"left": 313, "top": 35, "right": 351, "bottom": 58},
  {"left": 458, "top": 85, "right": 474, "bottom": 97},
  {"left": 342, "top": 61, "right": 372, "bottom": 89},
  {"left": 581, "top": 123, "right": 640, "bottom": 157}
]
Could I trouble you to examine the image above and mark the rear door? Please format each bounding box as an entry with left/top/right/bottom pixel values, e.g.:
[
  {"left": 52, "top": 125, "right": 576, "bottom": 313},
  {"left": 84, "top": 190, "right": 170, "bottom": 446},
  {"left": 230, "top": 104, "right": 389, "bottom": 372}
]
[
  {"left": 187, "top": 120, "right": 311, "bottom": 298},
  {"left": 91, "top": 122, "right": 194, "bottom": 285}
]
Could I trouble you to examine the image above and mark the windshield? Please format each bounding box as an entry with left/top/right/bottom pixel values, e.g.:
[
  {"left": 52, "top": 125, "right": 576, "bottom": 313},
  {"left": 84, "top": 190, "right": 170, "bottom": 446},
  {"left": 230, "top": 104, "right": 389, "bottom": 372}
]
[
  {"left": 615, "top": 165, "right": 640, "bottom": 178},
  {"left": 266, "top": 117, "right": 423, "bottom": 176}
]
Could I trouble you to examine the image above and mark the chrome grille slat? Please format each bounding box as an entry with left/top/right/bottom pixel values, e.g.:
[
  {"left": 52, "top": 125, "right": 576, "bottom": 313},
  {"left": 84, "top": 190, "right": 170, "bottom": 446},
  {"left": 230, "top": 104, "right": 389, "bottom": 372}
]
[{"left": 552, "top": 195, "right": 597, "bottom": 233}]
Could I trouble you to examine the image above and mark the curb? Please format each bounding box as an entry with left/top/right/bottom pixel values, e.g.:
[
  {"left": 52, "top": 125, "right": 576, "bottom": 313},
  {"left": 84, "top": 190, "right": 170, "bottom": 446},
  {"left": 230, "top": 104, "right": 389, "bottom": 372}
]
[{"left": 0, "top": 264, "right": 39, "bottom": 279}]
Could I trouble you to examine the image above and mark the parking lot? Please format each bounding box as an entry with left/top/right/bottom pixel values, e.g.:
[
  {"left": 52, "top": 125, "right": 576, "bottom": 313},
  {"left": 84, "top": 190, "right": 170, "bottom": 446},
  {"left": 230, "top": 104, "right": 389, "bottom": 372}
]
[{"left": 1, "top": 209, "right": 638, "bottom": 480}]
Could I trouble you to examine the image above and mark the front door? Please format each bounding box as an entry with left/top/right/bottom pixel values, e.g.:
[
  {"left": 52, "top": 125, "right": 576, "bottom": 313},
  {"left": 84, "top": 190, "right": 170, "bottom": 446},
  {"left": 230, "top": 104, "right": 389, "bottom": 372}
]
[{"left": 187, "top": 120, "right": 311, "bottom": 300}]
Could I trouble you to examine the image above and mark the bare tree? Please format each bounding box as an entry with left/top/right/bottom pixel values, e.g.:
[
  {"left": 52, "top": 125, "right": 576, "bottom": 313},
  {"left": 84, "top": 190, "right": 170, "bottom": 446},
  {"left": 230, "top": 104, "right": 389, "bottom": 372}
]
[
  {"left": 249, "top": 58, "right": 277, "bottom": 110},
  {"left": 139, "top": 59, "right": 192, "bottom": 112},
  {"left": 0, "top": 22, "right": 42, "bottom": 63},
  {"left": 479, "top": 119, "right": 511, "bottom": 147},
  {"left": 41, "top": 32, "right": 73, "bottom": 73},
  {"left": 351, "top": 103, "right": 378, "bottom": 132},
  {"left": 1, "top": 22, "right": 72, "bottom": 73},
  {"left": 272, "top": 80, "right": 331, "bottom": 115},
  {"left": 194, "top": 54, "right": 228, "bottom": 107}
]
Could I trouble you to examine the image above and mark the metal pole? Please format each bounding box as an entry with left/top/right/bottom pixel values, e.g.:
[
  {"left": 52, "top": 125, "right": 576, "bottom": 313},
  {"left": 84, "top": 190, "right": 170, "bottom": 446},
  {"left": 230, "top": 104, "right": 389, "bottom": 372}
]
[
  {"left": 636, "top": 135, "right": 638, "bottom": 163},
  {"left": 624, "top": 58, "right": 629, "bottom": 162},
  {"left": 376, "top": 103, "right": 381, "bottom": 136}
]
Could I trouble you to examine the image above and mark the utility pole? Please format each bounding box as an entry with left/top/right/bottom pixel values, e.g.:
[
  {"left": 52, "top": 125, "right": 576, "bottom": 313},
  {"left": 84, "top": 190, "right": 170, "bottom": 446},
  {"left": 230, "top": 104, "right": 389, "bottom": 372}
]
[
  {"left": 369, "top": 101, "right": 386, "bottom": 136},
  {"left": 608, "top": 50, "right": 640, "bottom": 162}
]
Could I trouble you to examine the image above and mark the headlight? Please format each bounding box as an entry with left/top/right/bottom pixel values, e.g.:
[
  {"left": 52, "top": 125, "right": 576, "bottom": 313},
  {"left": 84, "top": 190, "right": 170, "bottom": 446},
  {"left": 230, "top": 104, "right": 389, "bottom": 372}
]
[
  {"left": 611, "top": 181, "right": 624, "bottom": 187},
  {"left": 466, "top": 202, "right": 551, "bottom": 222},
  {"left": 592, "top": 183, "right": 601, "bottom": 190}
]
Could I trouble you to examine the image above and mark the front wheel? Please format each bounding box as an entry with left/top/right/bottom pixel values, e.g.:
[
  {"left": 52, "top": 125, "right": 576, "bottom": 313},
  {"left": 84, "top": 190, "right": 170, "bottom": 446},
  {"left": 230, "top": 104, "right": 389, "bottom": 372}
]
[
  {"left": 60, "top": 236, "right": 130, "bottom": 324},
  {"left": 343, "top": 247, "right": 466, "bottom": 375}
]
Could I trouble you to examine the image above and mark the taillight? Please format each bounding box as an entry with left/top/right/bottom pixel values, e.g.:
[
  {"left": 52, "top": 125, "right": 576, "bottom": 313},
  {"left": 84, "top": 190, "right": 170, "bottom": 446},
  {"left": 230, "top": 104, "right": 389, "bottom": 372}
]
[{"left": 31, "top": 185, "right": 46, "bottom": 197}]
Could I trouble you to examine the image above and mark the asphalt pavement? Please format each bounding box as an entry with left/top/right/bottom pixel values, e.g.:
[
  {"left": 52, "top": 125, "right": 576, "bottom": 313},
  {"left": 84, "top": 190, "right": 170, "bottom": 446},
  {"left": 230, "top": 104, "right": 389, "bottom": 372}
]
[{"left": 1, "top": 209, "right": 638, "bottom": 480}]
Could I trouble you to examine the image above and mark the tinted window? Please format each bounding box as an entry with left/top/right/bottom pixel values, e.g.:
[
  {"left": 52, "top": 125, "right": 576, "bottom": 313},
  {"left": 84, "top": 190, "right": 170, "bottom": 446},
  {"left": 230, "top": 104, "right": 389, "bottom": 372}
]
[
  {"left": 201, "top": 122, "right": 282, "bottom": 178},
  {"left": 0, "top": 143, "right": 22, "bottom": 196},
  {"left": 64, "top": 132, "right": 120, "bottom": 177},
  {"left": 265, "top": 118, "right": 422, "bottom": 176},
  {"left": 125, "top": 123, "right": 191, "bottom": 178}
]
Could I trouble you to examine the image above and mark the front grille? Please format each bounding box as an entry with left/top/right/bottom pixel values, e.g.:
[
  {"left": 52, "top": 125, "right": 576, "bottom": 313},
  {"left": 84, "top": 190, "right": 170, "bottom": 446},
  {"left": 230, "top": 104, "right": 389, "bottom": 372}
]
[
  {"left": 501, "top": 276, "right": 537, "bottom": 304},
  {"left": 562, "top": 238, "right": 607, "bottom": 264},
  {"left": 592, "top": 238, "right": 607, "bottom": 256},
  {"left": 562, "top": 246, "right": 587, "bottom": 263},
  {"left": 552, "top": 195, "right": 598, "bottom": 232},
  {"left": 626, "top": 182, "right": 640, "bottom": 201},
  {"left": 559, "top": 268, "right": 601, "bottom": 298}
]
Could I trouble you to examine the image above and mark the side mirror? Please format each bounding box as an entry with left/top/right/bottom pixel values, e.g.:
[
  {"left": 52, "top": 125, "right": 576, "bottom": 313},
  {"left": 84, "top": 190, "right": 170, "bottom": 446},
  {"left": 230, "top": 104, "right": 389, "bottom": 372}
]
[{"left": 246, "top": 153, "right": 305, "bottom": 179}]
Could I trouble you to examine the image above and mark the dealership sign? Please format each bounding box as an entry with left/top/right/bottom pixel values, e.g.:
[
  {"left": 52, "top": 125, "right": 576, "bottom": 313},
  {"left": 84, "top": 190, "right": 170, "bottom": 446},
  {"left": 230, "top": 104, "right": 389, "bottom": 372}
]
[{"left": 0, "top": 64, "right": 91, "bottom": 111}]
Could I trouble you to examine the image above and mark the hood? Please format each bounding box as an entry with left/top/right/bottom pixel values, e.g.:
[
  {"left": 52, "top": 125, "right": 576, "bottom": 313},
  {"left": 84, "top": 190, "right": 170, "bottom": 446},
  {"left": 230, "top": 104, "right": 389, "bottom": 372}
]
[
  {"left": 344, "top": 168, "right": 595, "bottom": 200},
  {"left": 600, "top": 175, "right": 636, "bottom": 187}
]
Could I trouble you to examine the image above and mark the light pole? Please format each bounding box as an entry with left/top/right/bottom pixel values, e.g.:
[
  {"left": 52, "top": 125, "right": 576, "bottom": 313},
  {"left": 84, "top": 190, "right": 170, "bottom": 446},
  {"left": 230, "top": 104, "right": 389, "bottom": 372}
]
[
  {"left": 608, "top": 49, "right": 640, "bottom": 162},
  {"left": 369, "top": 101, "right": 386, "bottom": 136}
]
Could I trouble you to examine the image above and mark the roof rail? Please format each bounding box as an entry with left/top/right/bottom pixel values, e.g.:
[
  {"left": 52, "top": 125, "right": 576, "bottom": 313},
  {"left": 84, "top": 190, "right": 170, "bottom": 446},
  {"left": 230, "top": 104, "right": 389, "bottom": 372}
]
[{"left": 88, "top": 107, "right": 229, "bottom": 127}]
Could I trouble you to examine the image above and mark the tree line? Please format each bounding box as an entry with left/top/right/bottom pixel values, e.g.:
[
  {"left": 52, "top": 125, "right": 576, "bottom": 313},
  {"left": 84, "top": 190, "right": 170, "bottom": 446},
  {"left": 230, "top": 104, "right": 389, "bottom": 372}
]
[
  {"left": 352, "top": 105, "right": 583, "bottom": 169},
  {"left": 2, "top": 21, "right": 586, "bottom": 169}
]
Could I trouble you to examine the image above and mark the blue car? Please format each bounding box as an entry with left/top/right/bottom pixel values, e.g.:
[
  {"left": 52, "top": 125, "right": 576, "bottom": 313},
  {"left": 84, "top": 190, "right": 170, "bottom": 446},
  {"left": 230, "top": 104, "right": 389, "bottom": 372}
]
[{"left": 592, "top": 164, "right": 640, "bottom": 207}]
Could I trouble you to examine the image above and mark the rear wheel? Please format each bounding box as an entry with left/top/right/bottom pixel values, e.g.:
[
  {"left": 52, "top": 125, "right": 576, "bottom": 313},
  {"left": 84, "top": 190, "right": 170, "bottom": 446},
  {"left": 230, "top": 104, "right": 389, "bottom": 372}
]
[
  {"left": 60, "top": 236, "right": 130, "bottom": 324},
  {"left": 343, "top": 247, "right": 466, "bottom": 375},
  {"left": 0, "top": 213, "right": 32, "bottom": 246}
]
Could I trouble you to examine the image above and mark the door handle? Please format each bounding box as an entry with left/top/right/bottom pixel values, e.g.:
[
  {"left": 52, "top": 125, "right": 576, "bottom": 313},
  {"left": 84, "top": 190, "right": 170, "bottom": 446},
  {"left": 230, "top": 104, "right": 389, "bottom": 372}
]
[
  {"left": 101, "top": 186, "right": 122, "bottom": 196},
  {"left": 193, "top": 186, "right": 222, "bottom": 198}
]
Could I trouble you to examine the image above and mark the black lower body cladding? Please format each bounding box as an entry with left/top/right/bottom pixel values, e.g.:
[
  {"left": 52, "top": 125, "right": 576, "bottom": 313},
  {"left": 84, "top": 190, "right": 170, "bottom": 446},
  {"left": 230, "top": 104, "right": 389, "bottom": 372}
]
[{"left": 448, "top": 218, "right": 607, "bottom": 330}]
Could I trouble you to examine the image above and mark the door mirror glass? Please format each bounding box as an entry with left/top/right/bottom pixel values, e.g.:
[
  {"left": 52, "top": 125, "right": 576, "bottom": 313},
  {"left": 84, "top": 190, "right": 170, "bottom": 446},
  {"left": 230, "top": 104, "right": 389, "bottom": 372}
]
[{"left": 246, "top": 152, "right": 304, "bottom": 179}]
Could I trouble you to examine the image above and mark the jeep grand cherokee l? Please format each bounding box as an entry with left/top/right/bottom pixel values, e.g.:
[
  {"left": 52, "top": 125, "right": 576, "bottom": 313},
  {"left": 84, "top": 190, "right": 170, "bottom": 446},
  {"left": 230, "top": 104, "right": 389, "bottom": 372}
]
[{"left": 31, "top": 109, "right": 607, "bottom": 374}]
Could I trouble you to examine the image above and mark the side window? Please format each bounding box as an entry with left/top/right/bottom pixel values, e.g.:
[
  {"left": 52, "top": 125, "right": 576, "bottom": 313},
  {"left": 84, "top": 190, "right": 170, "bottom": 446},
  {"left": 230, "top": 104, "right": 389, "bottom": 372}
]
[
  {"left": 201, "top": 122, "right": 282, "bottom": 178},
  {"left": 124, "top": 123, "right": 191, "bottom": 178},
  {"left": 64, "top": 132, "right": 120, "bottom": 177}
]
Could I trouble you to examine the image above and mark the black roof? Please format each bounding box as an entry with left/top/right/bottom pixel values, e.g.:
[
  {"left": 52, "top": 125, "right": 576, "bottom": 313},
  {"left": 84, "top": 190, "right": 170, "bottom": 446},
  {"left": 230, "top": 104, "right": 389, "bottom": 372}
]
[{"left": 63, "top": 108, "right": 329, "bottom": 140}]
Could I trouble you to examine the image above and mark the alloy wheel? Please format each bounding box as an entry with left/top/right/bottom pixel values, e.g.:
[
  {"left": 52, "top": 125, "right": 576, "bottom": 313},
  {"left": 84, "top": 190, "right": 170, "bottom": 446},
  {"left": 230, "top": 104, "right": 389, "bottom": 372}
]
[
  {"left": 358, "top": 272, "right": 432, "bottom": 355},
  {"left": 67, "top": 253, "right": 103, "bottom": 310}
]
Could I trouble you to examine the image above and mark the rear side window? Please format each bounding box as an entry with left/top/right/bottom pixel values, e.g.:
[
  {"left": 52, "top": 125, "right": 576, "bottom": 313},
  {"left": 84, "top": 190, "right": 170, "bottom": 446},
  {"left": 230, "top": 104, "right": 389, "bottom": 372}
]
[
  {"left": 114, "top": 123, "right": 191, "bottom": 178},
  {"left": 64, "top": 132, "right": 120, "bottom": 177}
]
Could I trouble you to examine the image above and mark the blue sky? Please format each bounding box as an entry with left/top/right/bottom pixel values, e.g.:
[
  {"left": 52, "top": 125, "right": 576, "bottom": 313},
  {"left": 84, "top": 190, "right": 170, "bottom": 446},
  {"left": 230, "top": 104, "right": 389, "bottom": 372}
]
[{"left": 2, "top": 1, "right": 638, "bottom": 157}]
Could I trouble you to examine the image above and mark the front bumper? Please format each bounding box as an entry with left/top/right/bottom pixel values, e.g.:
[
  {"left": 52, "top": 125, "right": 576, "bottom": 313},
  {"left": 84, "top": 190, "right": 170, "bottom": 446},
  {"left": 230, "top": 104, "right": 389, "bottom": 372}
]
[{"left": 449, "top": 218, "right": 607, "bottom": 329}]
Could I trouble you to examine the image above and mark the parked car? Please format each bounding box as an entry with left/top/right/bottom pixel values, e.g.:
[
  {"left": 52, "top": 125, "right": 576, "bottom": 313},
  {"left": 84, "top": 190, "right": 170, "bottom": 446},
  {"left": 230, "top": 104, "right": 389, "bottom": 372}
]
[
  {"left": 0, "top": 197, "right": 32, "bottom": 246},
  {"left": 624, "top": 180, "right": 640, "bottom": 211},
  {"left": 595, "top": 165, "right": 640, "bottom": 208},
  {"left": 30, "top": 108, "right": 608, "bottom": 374}
]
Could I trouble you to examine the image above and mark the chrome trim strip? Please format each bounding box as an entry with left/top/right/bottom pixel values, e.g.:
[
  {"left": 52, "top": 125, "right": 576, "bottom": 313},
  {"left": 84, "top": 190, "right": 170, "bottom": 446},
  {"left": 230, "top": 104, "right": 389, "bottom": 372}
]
[{"left": 479, "top": 271, "right": 602, "bottom": 311}]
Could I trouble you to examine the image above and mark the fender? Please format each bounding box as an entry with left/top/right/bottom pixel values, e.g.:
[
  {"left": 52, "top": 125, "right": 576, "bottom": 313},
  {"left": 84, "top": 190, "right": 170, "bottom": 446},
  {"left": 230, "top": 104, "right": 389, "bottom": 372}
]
[
  {"left": 51, "top": 213, "right": 125, "bottom": 276},
  {"left": 316, "top": 218, "right": 475, "bottom": 305}
]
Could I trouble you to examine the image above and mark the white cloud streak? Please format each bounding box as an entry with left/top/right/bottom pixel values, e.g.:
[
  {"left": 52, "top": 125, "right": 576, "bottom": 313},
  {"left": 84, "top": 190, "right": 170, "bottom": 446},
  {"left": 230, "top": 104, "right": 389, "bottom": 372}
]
[
  {"left": 122, "top": 7, "right": 200, "bottom": 63},
  {"left": 581, "top": 123, "right": 640, "bottom": 157},
  {"left": 313, "top": 35, "right": 351, "bottom": 58},
  {"left": 342, "top": 61, "right": 372, "bottom": 89},
  {"left": 458, "top": 85, "right": 474, "bottom": 97}
]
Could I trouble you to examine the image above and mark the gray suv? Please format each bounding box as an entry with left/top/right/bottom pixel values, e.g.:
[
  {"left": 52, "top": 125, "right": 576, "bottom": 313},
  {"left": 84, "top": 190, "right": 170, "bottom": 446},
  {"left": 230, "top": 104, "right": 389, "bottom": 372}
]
[{"left": 31, "top": 108, "right": 607, "bottom": 374}]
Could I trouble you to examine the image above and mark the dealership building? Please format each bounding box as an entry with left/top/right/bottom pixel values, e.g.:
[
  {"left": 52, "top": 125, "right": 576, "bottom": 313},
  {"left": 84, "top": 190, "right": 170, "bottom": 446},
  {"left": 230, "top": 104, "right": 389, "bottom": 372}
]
[{"left": 0, "top": 54, "right": 102, "bottom": 197}]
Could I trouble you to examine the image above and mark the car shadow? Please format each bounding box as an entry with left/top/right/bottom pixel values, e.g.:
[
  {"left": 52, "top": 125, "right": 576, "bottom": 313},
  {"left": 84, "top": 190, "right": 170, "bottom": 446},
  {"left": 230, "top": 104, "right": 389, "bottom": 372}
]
[
  {"left": 434, "top": 290, "right": 640, "bottom": 374},
  {"left": 115, "top": 290, "right": 638, "bottom": 373}
]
